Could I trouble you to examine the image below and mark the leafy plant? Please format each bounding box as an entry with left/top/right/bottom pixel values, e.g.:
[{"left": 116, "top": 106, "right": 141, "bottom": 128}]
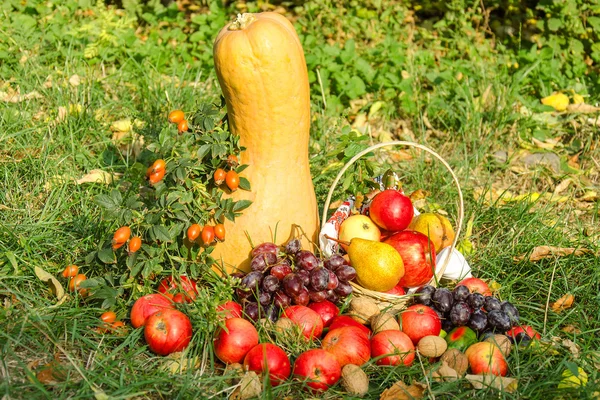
[{"left": 82, "top": 101, "right": 250, "bottom": 308}]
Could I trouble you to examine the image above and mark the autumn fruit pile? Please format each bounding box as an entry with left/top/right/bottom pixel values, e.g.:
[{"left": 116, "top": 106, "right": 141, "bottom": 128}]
[
  {"left": 335, "top": 186, "right": 456, "bottom": 293},
  {"left": 231, "top": 239, "right": 357, "bottom": 322},
  {"left": 209, "top": 274, "right": 540, "bottom": 396}
]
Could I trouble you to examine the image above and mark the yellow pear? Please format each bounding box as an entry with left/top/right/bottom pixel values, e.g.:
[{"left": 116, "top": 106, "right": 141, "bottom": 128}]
[
  {"left": 339, "top": 215, "right": 381, "bottom": 251},
  {"left": 346, "top": 238, "right": 404, "bottom": 292},
  {"left": 408, "top": 213, "right": 455, "bottom": 253}
]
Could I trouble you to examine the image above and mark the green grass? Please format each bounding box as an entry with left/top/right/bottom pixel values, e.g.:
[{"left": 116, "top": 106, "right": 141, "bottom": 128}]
[{"left": 1, "top": 0, "right": 600, "bottom": 398}]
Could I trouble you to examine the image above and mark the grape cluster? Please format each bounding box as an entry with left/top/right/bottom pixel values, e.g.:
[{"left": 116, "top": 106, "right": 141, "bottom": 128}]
[
  {"left": 232, "top": 239, "right": 357, "bottom": 323},
  {"left": 413, "top": 285, "right": 520, "bottom": 335}
]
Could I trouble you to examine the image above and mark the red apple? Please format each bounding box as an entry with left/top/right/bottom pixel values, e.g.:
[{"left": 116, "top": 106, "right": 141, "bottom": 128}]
[
  {"left": 130, "top": 294, "right": 174, "bottom": 328},
  {"left": 308, "top": 300, "right": 339, "bottom": 327},
  {"left": 283, "top": 305, "right": 324, "bottom": 340},
  {"left": 216, "top": 300, "right": 243, "bottom": 320},
  {"left": 383, "top": 231, "right": 436, "bottom": 288},
  {"left": 243, "top": 343, "right": 291, "bottom": 387},
  {"left": 370, "top": 330, "right": 415, "bottom": 366},
  {"left": 400, "top": 304, "right": 441, "bottom": 345},
  {"left": 213, "top": 317, "right": 259, "bottom": 364},
  {"left": 329, "top": 315, "right": 371, "bottom": 338},
  {"left": 293, "top": 349, "right": 341, "bottom": 392},
  {"left": 144, "top": 309, "right": 192, "bottom": 356},
  {"left": 456, "top": 277, "right": 492, "bottom": 296},
  {"left": 339, "top": 215, "right": 381, "bottom": 251},
  {"left": 465, "top": 342, "right": 508, "bottom": 376},
  {"left": 369, "top": 189, "right": 414, "bottom": 232},
  {"left": 321, "top": 326, "right": 371, "bottom": 367},
  {"left": 506, "top": 325, "right": 541, "bottom": 340},
  {"left": 384, "top": 283, "right": 407, "bottom": 296}
]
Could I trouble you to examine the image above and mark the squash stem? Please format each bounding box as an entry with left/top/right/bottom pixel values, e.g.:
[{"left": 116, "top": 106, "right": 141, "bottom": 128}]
[{"left": 229, "top": 13, "right": 256, "bottom": 30}]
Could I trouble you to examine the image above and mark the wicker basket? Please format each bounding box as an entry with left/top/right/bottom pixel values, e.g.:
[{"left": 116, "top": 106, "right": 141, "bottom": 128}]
[{"left": 320, "top": 141, "right": 464, "bottom": 312}]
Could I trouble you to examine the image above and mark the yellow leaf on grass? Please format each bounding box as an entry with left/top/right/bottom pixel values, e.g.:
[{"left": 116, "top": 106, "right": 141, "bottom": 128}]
[
  {"left": 541, "top": 92, "right": 569, "bottom": 111},
  {"left": 466, "top": 374, "right": 518, "bottom": 393},
  {"left": 572, "top": 93, "right": 584, "bottom": 104},
  {"left": 558, "top": 367, "right": 587, "bottom": 389},
  {"left": 551, "top": 293, "right": 575, "bottom": 313},
  {"left": 110, "top": 119, "right": 133, "bottom": 133},
  {"left": 76, "top": 169, "right": 119, "bottom": 185},
  {"left": 34, "top": 266, "right": 67, "bottom": 307},
  {"left": 514, "top": 246, "right": 593, "bottom": 262}
]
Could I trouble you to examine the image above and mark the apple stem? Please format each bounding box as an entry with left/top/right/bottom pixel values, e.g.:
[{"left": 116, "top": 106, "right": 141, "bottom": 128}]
[{"left": 323, "top": 234, "right": 350, "bottom": 247}]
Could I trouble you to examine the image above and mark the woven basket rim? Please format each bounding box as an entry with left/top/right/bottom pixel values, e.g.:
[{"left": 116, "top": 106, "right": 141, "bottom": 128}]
[{"left": 320, "top": 141, "right": 465, "bottom": 308}]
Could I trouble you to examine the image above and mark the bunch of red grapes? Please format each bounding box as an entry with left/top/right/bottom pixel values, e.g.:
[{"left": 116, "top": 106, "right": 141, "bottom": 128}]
[{"left": 231, "top": 239, "right": 357, "bottom": 322}]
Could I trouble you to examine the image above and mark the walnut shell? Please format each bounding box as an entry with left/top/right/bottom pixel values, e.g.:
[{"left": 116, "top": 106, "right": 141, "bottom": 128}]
[
  {"left": 417, "top": 335, "right": 447, "bottom": 358},
  {"left": 274, "top": 317, "right": 296, "bottom": 334},
  {"left": 349, "top": 297, "right": 380, "bottom": 325},
  {"left": 440, "top": 348, "right": 468, "bottom": 377},
  {"left": 370, "top": 312, "right": 400, "bottom": 334},
  {"left": 341, "top": 364, "right": 369, "bottom": 396},
  {"left": 484, "top": 334, "right": 512, "bottom": 357}
]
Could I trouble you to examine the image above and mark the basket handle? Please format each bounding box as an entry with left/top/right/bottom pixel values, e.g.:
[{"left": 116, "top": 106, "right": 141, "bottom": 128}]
[{"left": 320, "top": 141, "right": 464, "bottom": 283}]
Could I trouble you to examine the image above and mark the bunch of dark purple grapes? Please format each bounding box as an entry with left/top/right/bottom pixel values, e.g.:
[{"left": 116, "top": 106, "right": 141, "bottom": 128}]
[
  {"left": 232, "top": 239, "right": 357, "bottom": 322},
  {"left": 413, "top": 284, "right": 520, "bottom": 336}
]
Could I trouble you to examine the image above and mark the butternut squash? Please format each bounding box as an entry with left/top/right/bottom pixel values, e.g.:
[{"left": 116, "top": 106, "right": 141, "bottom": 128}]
[{"left": 211, "top": 12, "right": 319, "bottom": 273}]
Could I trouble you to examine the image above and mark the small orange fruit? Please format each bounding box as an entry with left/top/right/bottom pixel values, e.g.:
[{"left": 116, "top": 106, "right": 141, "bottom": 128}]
[
  {"left": 128, "top": 237, "right": 142, "bottom": 253},
  {"left": 201, "top": 225, "right": 215, "bottom": 245},
  {"left": 187, "top": 223, "right": 202, "bottom": 241},
  {"left": 213, "top": 168, "right": 226, "bottom": 185},
  {"left": 62, "top": 264, "right": 79, "bottom": 278},
  {"left": 177, "top": 119, "right": 189, "bottom": 133},
  {"left": 112, "top": 226, "right": 131, "bottom": 249},
  {"left": 69, "top": 273, "right": 87, "bottom": 292},
  {"left": 214, "top": 224, "right": 226, "bottom": 241},
  {"left": 227, "top": 154, "right": 239, "bottom": 167},
  {"left": 150, "top": 159, "right": 166, "bottom": 175},
  {"left": 168, "top": 110, "right": 185, "bottom": 124},
  {"left": 100, "top": 311, "right": 117, "bottom": 324},
  {"left": 225, "top": 170, "right": 240, "bottom": 191},
  {"left": 148, "top": 169, "right": 165, "bottom": 185}
]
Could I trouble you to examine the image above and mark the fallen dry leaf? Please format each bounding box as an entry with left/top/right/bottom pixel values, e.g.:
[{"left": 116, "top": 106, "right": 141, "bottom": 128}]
[
  {"left": 551, "top": 293, "right": 575, "bottom": 313},
  {"left": 561, "top": 324, "right": 582, "bottom": 334},
  {"left": 380, "top": 380, "right": 425, "bottom": 400},
  {"left": 466, "top": 374, "right": 518, "bottom": 393},
  {"left": 589, "top": 352, "right": 600, "bottom": 370},
  {"left": 34, "top": 266, "right": 67, "bottom": 307},
  {"left": 160, "top": 353, "right": 200, "bottom": 374},
  {"left": 1, "top": 90, "right": 43, "bottom": 103},
  {"left": 76, "top": 169, "right": 119, "bottom": 185},
  {"left": 230, "top": 371, "right": 262, "bottom": 400},
  {"left": 561, "top": 338, "right": 580, "bottom": 358},
  {"left": 566, "top": 103, "right": 600, "bottom": 113},
  {"left": 430, "top": 361, "right": 459, "bottom": 382},
  {"left": 514, "top": 246, "right": 593, "bottom": 262},
  {"left": 35, "top": 361, "right": 68, "bottom": 385},
  {"left": 69, "top": 74, "right": 81, "bottom": 87}
]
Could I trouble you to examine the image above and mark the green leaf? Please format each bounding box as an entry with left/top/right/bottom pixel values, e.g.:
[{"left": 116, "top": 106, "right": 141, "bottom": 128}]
[
  {"left": 588, "top": 16, "right": 600, "bottom": 32},
  {"left": 233, "top": 200, "right": 252, "bottom": 212},
  {"left": 153, "top": 225, "right": 172, "bottom": 242},
  {"left": 548, "top": 18, "right": 562, "bottom": 32},
  {"left": 98, "top": 247, "right": 116, "bottom": 264},
  {"left": 95, "top": 194, "right": 119, "bottom": 210},
  {"left": 238, "top": 177, "right": 251, "bottom": 191}
]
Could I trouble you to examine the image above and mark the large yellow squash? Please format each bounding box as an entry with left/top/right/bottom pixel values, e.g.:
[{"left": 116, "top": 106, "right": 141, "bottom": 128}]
[{"left": 211, "top": 12, "right": 319, "bottom": 273}]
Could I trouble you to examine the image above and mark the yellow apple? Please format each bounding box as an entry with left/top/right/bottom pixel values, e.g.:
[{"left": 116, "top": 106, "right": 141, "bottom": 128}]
[{"left": 338, "top": 215, "right": 381, "bottom": 251}]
